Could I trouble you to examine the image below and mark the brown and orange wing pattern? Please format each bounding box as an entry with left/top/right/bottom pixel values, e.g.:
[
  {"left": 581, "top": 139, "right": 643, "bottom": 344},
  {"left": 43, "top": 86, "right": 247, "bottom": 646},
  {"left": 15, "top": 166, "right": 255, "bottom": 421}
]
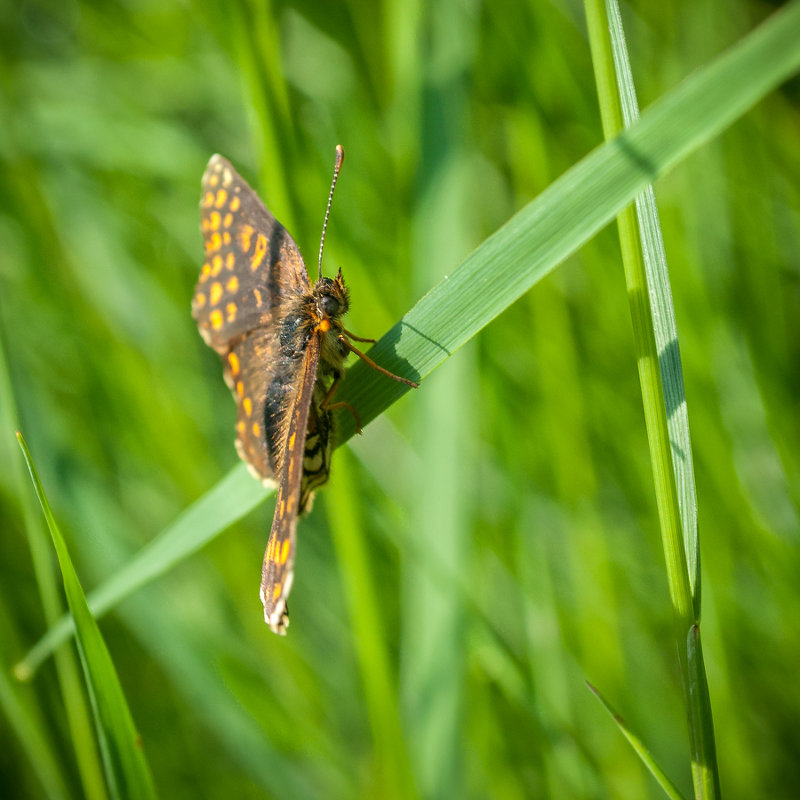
[
  {"left": 192, "top": 154, "right": 309, "bottom": 355},
  {"left": 193, "top": 155, "right": 311, "bottom": 482},
  {"left": 260, "top": 331, "right": 323, "bottom": 634}
]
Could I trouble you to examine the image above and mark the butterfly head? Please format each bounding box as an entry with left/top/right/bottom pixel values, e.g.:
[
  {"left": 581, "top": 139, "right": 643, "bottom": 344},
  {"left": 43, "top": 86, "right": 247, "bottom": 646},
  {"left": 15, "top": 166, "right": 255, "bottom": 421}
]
[{"left": 313, "top": 268, "right": 350, "bottom": 322}]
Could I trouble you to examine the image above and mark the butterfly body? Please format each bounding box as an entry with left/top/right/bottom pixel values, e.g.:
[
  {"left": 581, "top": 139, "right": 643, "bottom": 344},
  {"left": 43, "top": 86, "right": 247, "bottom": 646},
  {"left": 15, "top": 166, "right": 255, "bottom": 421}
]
[{"left": 193, "top": 151, "right": 417, "bottom": 635}]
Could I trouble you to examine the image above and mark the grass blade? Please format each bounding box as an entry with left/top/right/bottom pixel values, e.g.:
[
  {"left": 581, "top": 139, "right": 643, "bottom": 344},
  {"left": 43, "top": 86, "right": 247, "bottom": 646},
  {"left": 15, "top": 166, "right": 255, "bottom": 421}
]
[
  {"left": 15, "top": 463, "right": 270, "bottom": 676},
  {"left": 586, "top": 0, "right": 720, "bottom": 794},
  {"left": 16, "top": 433, "right": 157, "bottom": 800},
  {"left": 587, "top": 682, "right": 687, "bottom": 800}
]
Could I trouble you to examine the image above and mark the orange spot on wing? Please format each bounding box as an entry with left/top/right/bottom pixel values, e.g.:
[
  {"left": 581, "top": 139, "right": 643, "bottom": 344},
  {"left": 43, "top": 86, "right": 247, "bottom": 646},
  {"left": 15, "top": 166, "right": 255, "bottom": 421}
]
[
  {"left": 237, "top": 224, "right": 254, "bottom": 252},
  {"left": 272, "top": 582, "right": 282, "bottom": 601},
  {"left": 236, "top": 381, "right": 244, "bottom": 397},
  {"left": 223, "top": 213, "right": 233, "bottom": 228},
  {"left": 209, "top": 309, "right": 223, "bottom": 330},
  {"left": 215, "top": 189, "right": 227, "bottom": 208},
  {"left": 252, "top": 422, "right": 261, "bottom": 437},
  {"left": 250, "top": 234, "right": 268, "bottom": 271},
  {"left": 209, "top": 211, "right": 221, "bottom": 230},
  {"left": 226, "top": 302, "right": 237, "bottom": 322},
  {"left": 211, "top": 255, "right": 223, "bottom": 275},
  {"left": 225, "top": 252, "right": 235, "bottom": 270},
  {"left": 205, "top": 232, "right": 222, "bottom": 253},
  {"left": 194, "top": 293, "right": 206, "bottom": 308},
  {"left": 227, "top": 352, "right": 240, "bottom": 374},
  {"left": 279, "top": 539, "right": 290, "bottom": 565},
  {"left": 209, "top": 282, "right": 223, "bottom": 305},
  {"left": 230, "top": 195, "right": 241, "bottom": 212},
  {"left": 243, "top": 396, "right": 252, "bottom": 416},
  {"left": 226, "top": 276, "right": 239, "bottom": 292}
]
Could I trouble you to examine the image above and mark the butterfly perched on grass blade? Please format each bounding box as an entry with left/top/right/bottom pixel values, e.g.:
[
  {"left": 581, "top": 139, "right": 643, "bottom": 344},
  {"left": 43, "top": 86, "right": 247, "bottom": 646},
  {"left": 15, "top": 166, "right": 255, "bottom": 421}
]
[{"left": 192, "top": 147, "right": 418, "bottom": 634}]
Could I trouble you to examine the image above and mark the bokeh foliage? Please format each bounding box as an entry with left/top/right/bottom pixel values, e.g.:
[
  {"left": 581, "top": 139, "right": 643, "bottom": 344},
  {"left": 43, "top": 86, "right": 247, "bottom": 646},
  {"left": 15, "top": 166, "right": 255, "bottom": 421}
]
[{"left": 1, "top": 1, "right": 799, "bottom": 798}]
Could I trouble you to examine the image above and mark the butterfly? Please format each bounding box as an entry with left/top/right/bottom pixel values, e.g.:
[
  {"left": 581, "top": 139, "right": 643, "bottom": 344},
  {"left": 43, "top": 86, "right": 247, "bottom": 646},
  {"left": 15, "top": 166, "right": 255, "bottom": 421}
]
[{"left": 192, "top": 146, "right": 418, "bottom": 634}]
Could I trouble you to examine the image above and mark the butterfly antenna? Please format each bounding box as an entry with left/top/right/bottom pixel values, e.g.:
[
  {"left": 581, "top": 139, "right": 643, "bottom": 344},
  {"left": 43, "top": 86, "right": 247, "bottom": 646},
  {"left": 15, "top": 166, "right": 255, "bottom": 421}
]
[{"left": 318, "top": 144, "right": 344, "bottom": 280}]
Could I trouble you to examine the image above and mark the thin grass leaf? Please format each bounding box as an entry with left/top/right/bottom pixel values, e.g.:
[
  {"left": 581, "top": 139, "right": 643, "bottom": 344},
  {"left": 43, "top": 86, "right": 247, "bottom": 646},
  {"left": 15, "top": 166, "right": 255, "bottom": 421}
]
[
  {"left": 605, "top": 1, "right": 701, "bottom": 610},
  {"left": 15, "top": 462, "right": 270, "bottom": 677},
  {"left": 686, "top": 626, "right": 721, "bottom": 798},
  {"left": 587, "top": 682, "right": 687, "bottom": 800},
  {"left": 587, "top": 1, "right": 720, "bottom": 796},
  {"left": 16, "top": 433, "right": 157, "bottom": 800}
]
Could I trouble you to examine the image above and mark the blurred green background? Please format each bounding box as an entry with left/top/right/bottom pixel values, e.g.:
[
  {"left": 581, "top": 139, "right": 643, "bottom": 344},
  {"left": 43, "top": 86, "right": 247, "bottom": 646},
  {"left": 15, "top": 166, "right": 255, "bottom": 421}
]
[{"left": 1, "top": 0, "right": 798, "bottom": 798}]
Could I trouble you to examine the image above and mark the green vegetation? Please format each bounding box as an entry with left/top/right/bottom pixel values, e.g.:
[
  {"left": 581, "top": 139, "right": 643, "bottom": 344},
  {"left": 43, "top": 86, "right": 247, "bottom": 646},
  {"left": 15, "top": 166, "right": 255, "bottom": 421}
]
[{"left": 1, "top": 1, "right": 798, "bottom": 797}]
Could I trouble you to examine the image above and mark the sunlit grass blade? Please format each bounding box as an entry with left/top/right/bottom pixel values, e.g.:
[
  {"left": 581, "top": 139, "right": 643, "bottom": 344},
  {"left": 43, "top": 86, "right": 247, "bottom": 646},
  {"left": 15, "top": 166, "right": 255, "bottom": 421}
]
[
  {"left": 586, "top": 1, "right": 719, "bottom": 796},
  {"left": 15, "top": 463, "right": 271, "bottom": 677},
  {"left": 587, "top": 682, "right": 686, "bottom": 800},
  {"left": 334, "top": 1, "right": 800, "bottom": 441},
  {"left": 16, "top": 432, "right": 157, "bottom": 800},
  {"left": 604, "top": 0, "right": 700, "bottom": 611}
]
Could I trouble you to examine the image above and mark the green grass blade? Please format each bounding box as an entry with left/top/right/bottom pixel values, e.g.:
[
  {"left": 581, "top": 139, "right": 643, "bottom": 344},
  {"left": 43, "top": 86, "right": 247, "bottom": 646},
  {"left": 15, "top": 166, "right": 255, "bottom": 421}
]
[
  {"left": 15, "top": 463, "right": 270, "bottom": 677},
  {"left": 333, "top": 1, "right": 800, "bottom": 441},
  {"left": 587, "top": 0, "right": 720, "bottom": 795},
  {"left": 686, "top": 625, "right": 720, "bottom": 798},
  {"left": 587, "top": 682, "right": 687, "bottom": 800},
  {"left": 16, "top": 433, "right": 157, "bottom": 800},
  {"left": 605, "top": 0, "right": 700, "bottom": 616}
]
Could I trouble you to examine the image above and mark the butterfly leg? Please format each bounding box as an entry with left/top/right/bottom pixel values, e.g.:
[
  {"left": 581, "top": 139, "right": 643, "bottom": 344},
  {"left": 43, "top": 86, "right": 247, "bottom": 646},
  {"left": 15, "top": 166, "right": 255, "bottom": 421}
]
[
  {"left": 321, "top": 374, "right": 363, "bottom": 433},
  {"left": 338, "top": 336, "right": 419, "bottom": 388},
  {"left": 341, "top": 327, "right": 376, "bottom": 344}
]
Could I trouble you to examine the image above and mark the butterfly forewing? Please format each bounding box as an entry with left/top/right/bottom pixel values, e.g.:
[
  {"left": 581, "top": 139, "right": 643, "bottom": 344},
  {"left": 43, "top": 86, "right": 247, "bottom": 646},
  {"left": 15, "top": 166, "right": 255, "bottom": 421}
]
[
  {"left": 193, "top": 154, "right": 314, "bottom": 485},
  {"left": 260, "top": 332, "right": 323, "bottom": 634},
  {"left": 193, "top": 155, "right": 309, "bottom": 355}
]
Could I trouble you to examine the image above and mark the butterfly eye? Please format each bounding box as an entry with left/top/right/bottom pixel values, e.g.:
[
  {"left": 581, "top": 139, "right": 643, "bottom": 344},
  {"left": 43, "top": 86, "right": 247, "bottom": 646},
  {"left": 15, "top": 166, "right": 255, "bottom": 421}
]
[{"left": 320, "top": 294, "right": 340, "bottom": 317}]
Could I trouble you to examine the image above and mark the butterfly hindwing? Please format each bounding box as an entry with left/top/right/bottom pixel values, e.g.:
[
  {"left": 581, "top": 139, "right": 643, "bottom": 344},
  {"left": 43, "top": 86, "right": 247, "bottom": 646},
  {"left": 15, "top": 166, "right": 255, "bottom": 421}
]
[{"left": 222, "top": 329, "right": 280, "bottom": 483}]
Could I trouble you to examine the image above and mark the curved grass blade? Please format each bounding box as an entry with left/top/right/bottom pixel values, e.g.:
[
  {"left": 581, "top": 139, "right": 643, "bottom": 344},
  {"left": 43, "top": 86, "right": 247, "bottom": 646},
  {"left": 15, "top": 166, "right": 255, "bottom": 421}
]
[
  {"left": 588, "top": 0, "right": 720, "bottom": 794},
  {"left": 15, "top": 463, "right": 270, "bottom": 677},
  {"left": 16, "top": 433, "right": 157, "bottom": 800},
  {"left": 587, "top": 682, "right": 686, "bottom": 800}
]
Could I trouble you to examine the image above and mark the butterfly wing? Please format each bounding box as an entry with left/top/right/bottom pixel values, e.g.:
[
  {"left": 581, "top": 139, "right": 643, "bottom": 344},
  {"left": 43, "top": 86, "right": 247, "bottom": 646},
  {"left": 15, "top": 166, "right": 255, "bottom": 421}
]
[
  {"left": 193, "top": 154, "right": 310, "bottom": 482},
  {"left": 260, "top": 331, "right": 323, "bottom": 634}
]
